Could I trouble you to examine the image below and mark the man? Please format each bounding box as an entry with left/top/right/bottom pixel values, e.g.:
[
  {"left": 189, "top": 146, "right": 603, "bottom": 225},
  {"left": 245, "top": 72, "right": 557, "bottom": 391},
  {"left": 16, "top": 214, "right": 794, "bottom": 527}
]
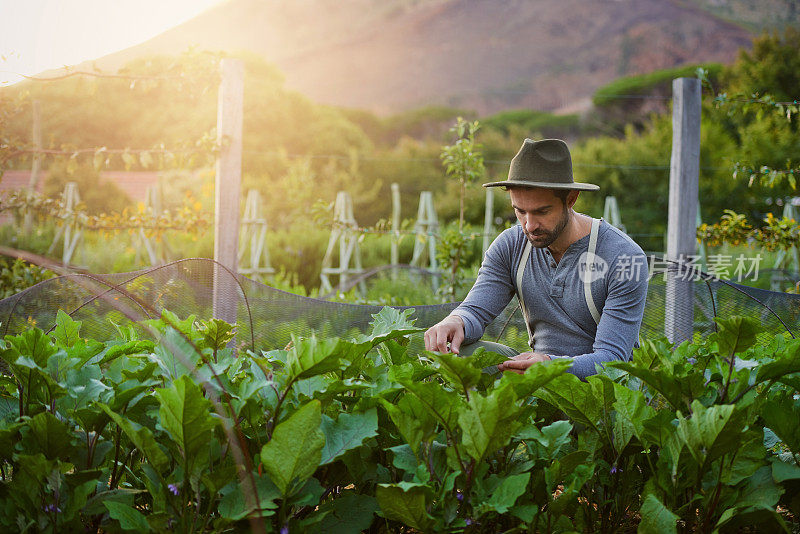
[{"left": 423, "top": 138, "right": 648, "bottom": 379}]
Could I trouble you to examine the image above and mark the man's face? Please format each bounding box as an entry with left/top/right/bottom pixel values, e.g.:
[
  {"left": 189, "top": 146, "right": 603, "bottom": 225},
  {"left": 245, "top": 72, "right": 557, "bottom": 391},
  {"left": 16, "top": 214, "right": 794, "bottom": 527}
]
[{"left": 509, "top": 187, "right": 572, "bottom": 248}]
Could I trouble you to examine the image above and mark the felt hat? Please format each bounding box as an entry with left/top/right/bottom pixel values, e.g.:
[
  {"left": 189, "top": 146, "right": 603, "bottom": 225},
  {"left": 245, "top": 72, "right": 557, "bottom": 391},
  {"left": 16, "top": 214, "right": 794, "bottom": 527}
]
[{"left": 483, "top": 138, "right": 600, "bottom": 191}]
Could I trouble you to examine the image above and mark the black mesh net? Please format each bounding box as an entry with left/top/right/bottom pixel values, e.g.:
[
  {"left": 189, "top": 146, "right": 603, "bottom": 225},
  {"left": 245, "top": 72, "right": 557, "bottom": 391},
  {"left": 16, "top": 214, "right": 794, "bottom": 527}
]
[{"left": 1, "top": 257, "right": 797, "bottom": 351}]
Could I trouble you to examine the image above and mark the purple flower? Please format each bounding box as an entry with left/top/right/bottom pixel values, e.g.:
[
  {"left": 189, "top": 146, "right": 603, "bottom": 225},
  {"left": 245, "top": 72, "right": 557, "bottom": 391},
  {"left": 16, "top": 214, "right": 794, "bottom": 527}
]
[
  {"left": 465, "top": 518, "right": 473, "bottom": 526},
  {"left": 43, "top": 503, "right": 62, "bottom": 514},
  {"left": 168, "top": 483, "right": 179, "bottom": 496},
  {"left": 610, "top": 466, "right": 620, "bottom": 475},
  {"left": 280, "top": 525, "right": 289, "bottom": 534},
  {"left": 456, "top": 491, "right": 464, "bottom": 502}
]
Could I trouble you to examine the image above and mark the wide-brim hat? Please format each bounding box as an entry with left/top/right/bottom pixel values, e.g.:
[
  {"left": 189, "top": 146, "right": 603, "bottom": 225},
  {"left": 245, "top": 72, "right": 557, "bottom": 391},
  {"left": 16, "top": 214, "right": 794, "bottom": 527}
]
[{"left": 483, "top": 138, "right": 599, "bottom": 191}]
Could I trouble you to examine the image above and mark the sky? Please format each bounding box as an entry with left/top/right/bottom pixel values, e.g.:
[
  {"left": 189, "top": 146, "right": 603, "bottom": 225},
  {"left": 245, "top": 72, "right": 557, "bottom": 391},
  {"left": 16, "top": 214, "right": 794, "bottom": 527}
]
[{"left": 0, "top": 0, "right": 223, "bottom": 86}]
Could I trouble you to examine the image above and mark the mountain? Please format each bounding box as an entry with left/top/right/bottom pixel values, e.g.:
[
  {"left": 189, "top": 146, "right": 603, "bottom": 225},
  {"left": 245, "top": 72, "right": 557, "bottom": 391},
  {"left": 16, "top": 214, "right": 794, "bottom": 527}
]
[{"left": 69, "top": 0, "right": 756, "bottom": 115}]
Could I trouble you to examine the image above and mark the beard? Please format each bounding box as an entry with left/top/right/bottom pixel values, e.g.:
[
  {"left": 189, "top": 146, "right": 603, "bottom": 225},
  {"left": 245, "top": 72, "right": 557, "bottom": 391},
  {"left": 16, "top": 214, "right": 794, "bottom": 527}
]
[{"left": 524, "top": 205, "right": 570, "bottom": 248}]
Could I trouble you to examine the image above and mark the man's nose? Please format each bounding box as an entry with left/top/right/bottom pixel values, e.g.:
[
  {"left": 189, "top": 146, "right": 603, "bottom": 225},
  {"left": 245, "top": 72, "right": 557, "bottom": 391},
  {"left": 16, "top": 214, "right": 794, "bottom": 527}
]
[{"left": 524, "top": 217, "right": 538, "bottom": 233}]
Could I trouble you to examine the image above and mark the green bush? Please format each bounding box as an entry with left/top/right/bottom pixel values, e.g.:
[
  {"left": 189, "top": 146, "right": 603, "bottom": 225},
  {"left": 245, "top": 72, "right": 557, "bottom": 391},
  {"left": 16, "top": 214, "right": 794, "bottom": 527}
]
[
  {"left": 592, "top": 63, "right": 724, "bottom": 107},
  {"left": 0, "top": 257, "right": 55, "bottom": 298}
]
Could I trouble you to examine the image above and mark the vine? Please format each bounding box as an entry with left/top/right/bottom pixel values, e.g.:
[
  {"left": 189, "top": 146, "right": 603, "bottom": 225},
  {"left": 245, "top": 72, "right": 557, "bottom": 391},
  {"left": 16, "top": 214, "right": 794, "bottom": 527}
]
[{"left": 0, "top": 188, "right": 209, "bottom": 237}]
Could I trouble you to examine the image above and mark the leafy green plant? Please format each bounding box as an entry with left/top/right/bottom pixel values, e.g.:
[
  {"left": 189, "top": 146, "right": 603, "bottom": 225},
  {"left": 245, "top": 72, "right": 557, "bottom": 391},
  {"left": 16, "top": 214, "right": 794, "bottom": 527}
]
[{"left": 1, "top": 307, "right": 799, "bottom": 532}]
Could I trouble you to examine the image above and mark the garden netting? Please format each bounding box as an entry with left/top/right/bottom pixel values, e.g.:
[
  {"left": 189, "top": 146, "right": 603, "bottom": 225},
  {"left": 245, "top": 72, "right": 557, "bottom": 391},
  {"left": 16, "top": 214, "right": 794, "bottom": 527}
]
[{"left": 0, "top": 257, "right": 797, "bottom": 351}]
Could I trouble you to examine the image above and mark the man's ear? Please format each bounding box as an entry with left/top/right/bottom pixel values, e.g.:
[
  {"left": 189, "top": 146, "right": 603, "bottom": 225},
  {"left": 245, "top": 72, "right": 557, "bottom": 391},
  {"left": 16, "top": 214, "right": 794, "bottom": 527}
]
[{"left": 566, "top": 190, "right": 580, "bottom": 209}]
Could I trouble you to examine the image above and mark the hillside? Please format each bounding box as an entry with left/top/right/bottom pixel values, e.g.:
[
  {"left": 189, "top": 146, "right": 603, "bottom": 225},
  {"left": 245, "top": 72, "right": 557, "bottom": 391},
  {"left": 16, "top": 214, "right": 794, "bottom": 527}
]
[{"left": 58, "top": 0, "right": 754, "bottom": 114}]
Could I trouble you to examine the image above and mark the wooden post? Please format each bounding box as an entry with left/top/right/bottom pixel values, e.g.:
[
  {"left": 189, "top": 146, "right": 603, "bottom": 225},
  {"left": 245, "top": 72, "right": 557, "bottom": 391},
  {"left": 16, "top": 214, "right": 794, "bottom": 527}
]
[
  {"left": 213, "top": 59, "right": 244, "bottom": 324},
  {"left": 391, "top": 183, "right": 400, "bottom": 279},
  {"left": 482, "top": 187, "right": 494, "bottom": 257},
  {"left": 665, "top": 78, "right": 701, "bottom": 345},
  {"left": 24, "top": 100, "right": 42, "bottom": 235}
]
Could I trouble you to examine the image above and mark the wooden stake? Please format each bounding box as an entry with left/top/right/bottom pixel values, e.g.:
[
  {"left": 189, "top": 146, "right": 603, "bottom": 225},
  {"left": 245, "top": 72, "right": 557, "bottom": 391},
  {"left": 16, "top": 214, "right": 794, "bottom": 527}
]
[
  {"left": 213, "top": 59, "right": 244, "bottom": 324},
  {"left": 665, "top": 77, "right": 701, "bottom": 345}
]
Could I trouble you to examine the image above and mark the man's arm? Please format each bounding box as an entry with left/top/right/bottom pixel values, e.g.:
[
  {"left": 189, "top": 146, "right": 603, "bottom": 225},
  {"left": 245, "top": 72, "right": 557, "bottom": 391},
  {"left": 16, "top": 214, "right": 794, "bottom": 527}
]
[
  {"left": 448, "top": 230, "right": 518, "bottom": 344},
  {"left": 425, "top": 230, "right": 518, "bottom": 353}
]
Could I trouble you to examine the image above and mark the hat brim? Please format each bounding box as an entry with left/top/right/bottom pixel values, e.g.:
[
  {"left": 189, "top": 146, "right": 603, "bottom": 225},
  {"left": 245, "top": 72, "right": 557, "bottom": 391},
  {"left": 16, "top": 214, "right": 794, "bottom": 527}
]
[{"left": 482, "top": 180, "right": 600, "bottom": 191}]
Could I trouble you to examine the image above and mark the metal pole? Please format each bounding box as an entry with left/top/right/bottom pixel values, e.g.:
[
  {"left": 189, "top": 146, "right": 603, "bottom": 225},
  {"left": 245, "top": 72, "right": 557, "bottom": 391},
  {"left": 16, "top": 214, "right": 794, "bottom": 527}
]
[
  {"left": 213, "top": 59, "right": 244, "bottom": 324},
  {"left": 665, "top": 78, "right": 701, "bottom": 345}
]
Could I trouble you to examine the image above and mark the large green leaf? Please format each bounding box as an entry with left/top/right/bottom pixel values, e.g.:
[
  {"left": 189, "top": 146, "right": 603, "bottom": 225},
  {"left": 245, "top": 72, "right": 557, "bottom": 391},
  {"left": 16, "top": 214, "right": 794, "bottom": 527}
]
[
  {"left": 362, "top": 307, "right": 423, "bottom": 346},
  {"left": 638, "top": 494, "right": 678, "bottom": 534},
  {"left": 24, "top": 412, "right": 73, "bottom": 459},
  {"left": 154, "top": 375, "right": 218, "bottom": 476},
  {"left": 97, "top": 403, "right": 169, "bottom": 472},
  {"left": 99, "top": 340, "right": 156, "bottom": 366},
  {"left": 483, "top": 472, "right": 530, "bottom": 514},
  {"left": 516, "top": 420, "right": 573, "bottom": 458},
  {"left": 760, "top": 391, "right": 800, "bottom": 455},
  {"left": 260, "top": 400, "right": 325, "bottom": 495},
  {"left": 400, "top": 380, "right": 463, "bottom": 432},
  {"left": 607, "top": 361, "right": 702, "bottom": 412},
  {"left": 286, "top": 336, "right": 348, "bottom": 381},
  {"left": 756, "top": 339, "right": 800, "bottom": 383},
  {"left": 676, "top": 401, "right": 743, "bottom": 469},
  {"left": 52, "top": 310, "right": 82, "bottom": 348},
  {"left": 152, "top": 327, "right": 200, "bottom": 379},
  {"left": 429, "top": 352, "right": 481, "bottom": 392},
  {"left": 218, "top": 476, "right": 279, "bottom": 520},
  {"left": 376, "top": 484, "right": 433, "bottom": 531},
  {"left": 612, "top": 382, "right": 655, "bottom": 452},
  {"left": 315, "top": 491, "right": 378, "bottom": 534},
  {"left": 104, "top": 501, "right": 151, "bottom": 532},
  {"left": 540, "top": 373, "right": 602, "bottom": 432},
  {"left": 714, "top": 316, "right": 761, "bottom": 356},
  {"left": 499, "top": 358, "right": 572, "bottom": 399},
  {"left": 458, "top": 385, "right": 523, "bottom": 462},
  {"left": 381, "top": 396, "right": 436, "bottom": 456},
  {"left": 715, "top": 466, "right": 789, "bottom": 533},
  {"left": 320, "top": 409, "right": 378, "bottom": 465},
  {"left": 4, "top": 328, "right": 57, "bottom": 368}
]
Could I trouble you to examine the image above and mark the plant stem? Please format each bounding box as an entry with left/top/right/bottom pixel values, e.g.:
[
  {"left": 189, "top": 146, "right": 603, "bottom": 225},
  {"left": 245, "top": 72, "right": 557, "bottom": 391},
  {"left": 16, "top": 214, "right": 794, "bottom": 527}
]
[
  {"left": 719, "top": 349, "right": 737, "bottom": 404},
  {"left": 109, "top": 423, "right": 124, "bottom": 489},
  {"left": 268, "top": 377, "right": 298, "bottom": 440}
]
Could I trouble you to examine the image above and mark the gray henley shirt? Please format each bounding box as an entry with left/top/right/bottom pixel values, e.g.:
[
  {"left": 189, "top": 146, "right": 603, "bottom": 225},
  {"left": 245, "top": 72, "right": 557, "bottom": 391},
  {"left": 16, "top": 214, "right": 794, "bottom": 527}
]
[{"left": 452, "top": 220, "right": 648, "bottom": 379}]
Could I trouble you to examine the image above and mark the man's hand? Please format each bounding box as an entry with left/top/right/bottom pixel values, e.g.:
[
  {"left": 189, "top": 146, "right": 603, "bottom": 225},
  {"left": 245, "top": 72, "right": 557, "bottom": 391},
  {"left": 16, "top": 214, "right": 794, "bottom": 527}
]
[
  {"left": 497, "top": 352, "right": 551, "bottom": 374},
  {"left": 424, "top": 315, "right": 465, "bottom": 354}
]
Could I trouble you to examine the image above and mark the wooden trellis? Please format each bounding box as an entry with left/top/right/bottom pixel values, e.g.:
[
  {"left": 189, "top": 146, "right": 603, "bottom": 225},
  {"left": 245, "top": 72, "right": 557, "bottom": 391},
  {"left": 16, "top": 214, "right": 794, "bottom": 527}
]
[
  {"left": 238, "top": 189, "right": 274, "bottom": 277},
  {"left": 46, "top": 182, "right": 84, "bottom": 266},
  {"left": 410, "top": 191, "right": 439, "bottom": 276},
  {"left": 320, "top": 191, "right": 365, "bottom": 294},
  {"left": 135, "top": 185, "right": 172, "bottom": 266}
]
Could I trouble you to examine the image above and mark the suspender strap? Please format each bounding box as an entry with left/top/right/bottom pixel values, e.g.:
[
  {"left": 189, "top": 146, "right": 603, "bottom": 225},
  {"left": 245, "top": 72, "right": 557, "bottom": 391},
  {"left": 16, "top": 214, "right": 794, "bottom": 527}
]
[
  {"left": 516, "top": 218, "right": 602, "bottom": 348},
  {"left": 584, "top": 218, "right": 602, "bottom": 325},
  {"left": 516, "top": 240, "right": 534, "bottom": 348}
]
